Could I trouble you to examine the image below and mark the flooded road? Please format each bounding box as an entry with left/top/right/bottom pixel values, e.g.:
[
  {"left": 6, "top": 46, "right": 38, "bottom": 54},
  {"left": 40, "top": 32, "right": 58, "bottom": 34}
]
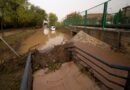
[
  {"left": 38, "top": 28, "right": 67, "bottom": 52},
  {"left": 19, "top": 28, "right": 71, "bottom": 54}
]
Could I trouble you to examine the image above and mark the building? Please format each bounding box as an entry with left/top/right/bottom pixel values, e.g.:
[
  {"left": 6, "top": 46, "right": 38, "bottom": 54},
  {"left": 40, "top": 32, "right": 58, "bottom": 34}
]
[
  {"left": 87, "top": 13, "right": 112, "bottom": 24},
  {"left": 122, "top": 6, "right": 130, "bottom": 18}
]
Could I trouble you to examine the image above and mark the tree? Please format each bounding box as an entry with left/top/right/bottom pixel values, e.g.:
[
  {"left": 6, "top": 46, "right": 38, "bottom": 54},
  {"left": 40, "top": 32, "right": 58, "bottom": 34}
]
[
  {"left": 63, "top": 12, "right": 83, "bottom": 25},
  {"left": 0, "top": 0, "right": 7, "bottom": 36},
  {"left": 113, "top": 9, "right": 123, "bottom": 24},
  {"left": 49, "top": 13, "right": 58, "bottom": 26},
  {"left": 55, "top": 21, "right": 64, "bottom": 28},
  {"left": 0, "top": 0, "right": 47, "bottom": 29}
]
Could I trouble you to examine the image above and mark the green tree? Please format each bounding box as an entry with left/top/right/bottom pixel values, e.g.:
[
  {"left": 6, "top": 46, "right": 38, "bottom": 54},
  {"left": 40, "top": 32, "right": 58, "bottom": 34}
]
[
  {"left": 63, "top": 12, "right": 83, "bottom": 25},
  {"left": 55, "top": 21, "right": 64, "bottom": 28},
  {"left": 113, "top": 9, "right": 123, "bottom": 24},
  {"left": 49, "top": 13, "right": 58, "bottom": 26},
  {"left": 0, "top": 0, "right": 47, "bottom": 30}
]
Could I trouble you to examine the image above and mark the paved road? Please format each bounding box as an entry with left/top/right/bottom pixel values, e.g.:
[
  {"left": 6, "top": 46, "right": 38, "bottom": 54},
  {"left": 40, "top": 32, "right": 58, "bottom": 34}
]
[{"left": 33, "top": 62, "right": 100, "bottom": 90}]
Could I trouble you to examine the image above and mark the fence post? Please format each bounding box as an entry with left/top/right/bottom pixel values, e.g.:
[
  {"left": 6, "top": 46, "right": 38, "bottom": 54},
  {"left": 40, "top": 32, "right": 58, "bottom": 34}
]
[
  {"left": 84, "top": 10, "right": 87, "bottom": 26},
  {"left": 102, "top": 2, "right": 108, "bottom": 30}
]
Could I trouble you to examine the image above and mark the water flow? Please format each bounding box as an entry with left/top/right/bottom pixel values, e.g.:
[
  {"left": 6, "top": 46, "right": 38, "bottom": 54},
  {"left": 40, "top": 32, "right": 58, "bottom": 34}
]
[{"left": 38, "top": 28, "right": 67, "bottom": 53}]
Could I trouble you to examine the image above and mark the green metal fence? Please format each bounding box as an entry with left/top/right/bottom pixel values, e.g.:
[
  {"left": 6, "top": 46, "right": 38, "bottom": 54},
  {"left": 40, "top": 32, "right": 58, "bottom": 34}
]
[{"left": 63, "top": 0, "right": 130, "bottom": 29}]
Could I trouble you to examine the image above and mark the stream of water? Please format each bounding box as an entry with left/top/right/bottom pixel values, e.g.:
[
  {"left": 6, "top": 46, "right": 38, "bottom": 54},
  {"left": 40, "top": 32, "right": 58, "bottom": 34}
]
[{"left": 38, "top": 28, "right": 69, "bottom": 53}]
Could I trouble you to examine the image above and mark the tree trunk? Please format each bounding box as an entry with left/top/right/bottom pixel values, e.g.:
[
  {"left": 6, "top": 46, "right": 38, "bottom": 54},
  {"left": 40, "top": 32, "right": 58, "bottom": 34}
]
[
  {"left": 0, "top": 9, "right": 4, "bottom": 37},
  {"left": 0, "top": 19, "right": 4, "bottom": 37}
]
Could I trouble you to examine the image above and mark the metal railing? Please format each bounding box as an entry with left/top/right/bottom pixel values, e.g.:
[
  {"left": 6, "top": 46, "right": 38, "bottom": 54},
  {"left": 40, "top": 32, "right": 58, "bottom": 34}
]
[
  {"left": 20, "top": 53, "right": 32, "bottom": 90},
  {"left": 63, "top": 0, "right": 130, "bottom": 29},
  {"left": 66, "top": 43, "right": 130, "bottom": 90}
]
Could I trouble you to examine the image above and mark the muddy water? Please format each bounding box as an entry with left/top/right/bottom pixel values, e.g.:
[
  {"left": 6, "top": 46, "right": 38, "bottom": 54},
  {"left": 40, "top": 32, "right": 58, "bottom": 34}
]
[
  {"left": 38, "top": 28, "right": 67, "bottom": 52},
  {"left": 38, "top": 28, "right": 68, "bottom": 52},
  {"left": 19, "top": 28, "right": 70, "bottom": 54},
  {"left": 33, "top": 62, "right": 101, "bottom": 90}
]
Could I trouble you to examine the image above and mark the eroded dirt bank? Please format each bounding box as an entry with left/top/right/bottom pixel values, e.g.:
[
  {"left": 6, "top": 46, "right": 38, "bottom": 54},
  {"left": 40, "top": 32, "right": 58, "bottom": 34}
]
[
  {"left": 32, "top": 44, "right": 71, "bottom": 72},
  {"left": 0, "top": 27, "right": 72, "bottom": 90},
  {"left": 0, "top": 28, "right": 36, "bottom": 90}
]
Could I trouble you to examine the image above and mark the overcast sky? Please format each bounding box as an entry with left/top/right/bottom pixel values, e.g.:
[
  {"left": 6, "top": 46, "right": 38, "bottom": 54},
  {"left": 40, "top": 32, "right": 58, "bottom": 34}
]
[{"left": 28, "top": 0, "right": 130, "bottom": 21}]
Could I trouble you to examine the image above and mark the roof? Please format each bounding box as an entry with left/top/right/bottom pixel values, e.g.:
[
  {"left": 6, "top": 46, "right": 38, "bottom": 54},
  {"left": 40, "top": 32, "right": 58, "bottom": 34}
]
[{"left": 123, "top": 6, "right": 130, "bottom": 9}]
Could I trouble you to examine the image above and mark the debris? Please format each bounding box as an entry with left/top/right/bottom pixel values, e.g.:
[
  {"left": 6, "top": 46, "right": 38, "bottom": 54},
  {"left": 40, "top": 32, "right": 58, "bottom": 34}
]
[
  {"left": 70, "top": 31, "right": 110, "bottom": 50},
  {"left": 32, "top": 44, "right": 71, "bottom": 72}
]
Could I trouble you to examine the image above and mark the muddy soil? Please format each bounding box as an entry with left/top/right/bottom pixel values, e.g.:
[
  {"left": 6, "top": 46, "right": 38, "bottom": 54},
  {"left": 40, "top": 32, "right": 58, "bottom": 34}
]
[
  {"left": 33, "top": 62, "right": 100, "bottom": 90},
  {"left": 32, "top": 44, "right": 71, "bottom": 72},
  {"left": 0, "top": 28, "right": 36, "bottom": 90},
  {"left": 0, "top": 54, "right": 27, "bottom": 90},
  {"left": 0, "top": 29, "right": 36, "bottom": 63}
]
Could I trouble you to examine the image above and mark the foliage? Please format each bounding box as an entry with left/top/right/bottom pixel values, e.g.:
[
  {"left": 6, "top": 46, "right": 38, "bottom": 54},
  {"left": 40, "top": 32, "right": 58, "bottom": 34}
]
[
  {"left": 55, "top": 22, "right": 64, "bottom": 28},
  {"left": 0, "top": 0, "right": 47, "bottom": 29},
  {"left": 63, "top": 12, "right": 83, "bottom": 25},
  {"left": 48, "top": 13, "right": 58, "bottom": 26},
  {"left": 112, "top": 9, "right": 130, "bottom": 24},
  {"left": 113, "top": 9, "right": 123, "bottom": 24}
]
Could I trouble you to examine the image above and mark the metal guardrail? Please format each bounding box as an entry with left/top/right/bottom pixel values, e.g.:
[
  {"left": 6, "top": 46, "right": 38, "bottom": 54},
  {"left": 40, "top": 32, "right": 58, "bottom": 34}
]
[
  {"left": 20, "top": 53, "right": 32, "bottom": 90},
  {"left": 66, "top": 43, "right": 130, "bottom": 90}
]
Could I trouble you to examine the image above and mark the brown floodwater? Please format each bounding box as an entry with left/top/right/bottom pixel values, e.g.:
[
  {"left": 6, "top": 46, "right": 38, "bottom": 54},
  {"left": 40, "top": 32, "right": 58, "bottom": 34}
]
[
  {"left": 38, "top": 28, "right": 68, "bottom": 52},
  {"left": 19, "top": 28, "right": 71, "bottom": 54}
]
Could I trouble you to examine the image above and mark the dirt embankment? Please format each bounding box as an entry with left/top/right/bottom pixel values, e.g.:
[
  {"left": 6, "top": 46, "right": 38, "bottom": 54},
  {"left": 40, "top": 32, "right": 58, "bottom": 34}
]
[
  {"left": 32, "top": 44, "right": 71, "bottom": 72},
  {"left": 0, "top": 28, "right": 36, "bottom": 90},
  {"left": 70, "top": 31, "right": 110, "bottom": 50},
  {"left": 0, "top": 54, "right": 27, "bottom": 90},
  {"left": 0, "top": 28, "right": 36, "bottom": 63}
]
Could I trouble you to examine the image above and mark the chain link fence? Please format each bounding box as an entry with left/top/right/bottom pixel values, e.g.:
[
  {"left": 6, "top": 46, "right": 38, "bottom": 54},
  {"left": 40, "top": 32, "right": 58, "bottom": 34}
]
[{"left": 64, "top": 0, "right": 130, "bottom": 29}]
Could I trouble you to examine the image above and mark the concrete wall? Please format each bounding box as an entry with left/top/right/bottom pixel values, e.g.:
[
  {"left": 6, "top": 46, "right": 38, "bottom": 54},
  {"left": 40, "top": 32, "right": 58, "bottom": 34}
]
[{"left": 70, "top": 26, "right": 130, "bottom": 54}]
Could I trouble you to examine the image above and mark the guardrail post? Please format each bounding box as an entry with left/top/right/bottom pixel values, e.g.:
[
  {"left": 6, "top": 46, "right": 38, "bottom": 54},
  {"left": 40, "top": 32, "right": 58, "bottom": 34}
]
[{"left": 102, "top": 2, "right": 108, "bottom": 30}]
